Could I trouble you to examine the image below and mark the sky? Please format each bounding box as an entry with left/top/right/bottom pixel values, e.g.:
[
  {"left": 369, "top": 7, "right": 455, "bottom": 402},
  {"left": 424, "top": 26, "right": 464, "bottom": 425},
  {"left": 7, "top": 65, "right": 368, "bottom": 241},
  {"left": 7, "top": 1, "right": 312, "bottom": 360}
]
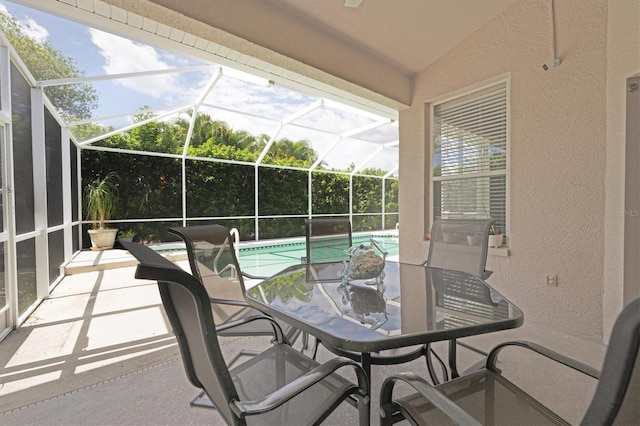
[
  {"left": 0, "top": 0, "right": 398, "bottom": 173},
  {"left": 0, "top": 1, "right": 215, "bottom": 118}
]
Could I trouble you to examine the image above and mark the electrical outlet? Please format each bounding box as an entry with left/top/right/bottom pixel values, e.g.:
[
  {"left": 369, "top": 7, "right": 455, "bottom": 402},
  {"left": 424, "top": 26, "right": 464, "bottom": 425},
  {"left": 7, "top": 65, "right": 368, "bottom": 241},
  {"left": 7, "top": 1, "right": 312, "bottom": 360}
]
[{"left": 546, "top": 274, "right": 558, "bottom": 286}]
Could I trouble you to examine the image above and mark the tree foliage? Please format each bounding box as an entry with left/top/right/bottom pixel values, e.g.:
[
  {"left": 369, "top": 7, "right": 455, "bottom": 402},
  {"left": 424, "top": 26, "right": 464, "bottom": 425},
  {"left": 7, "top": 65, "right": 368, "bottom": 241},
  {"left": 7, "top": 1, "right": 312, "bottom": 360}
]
[{"left": 0, "top": 11, "right": 98, "bottom": 120}]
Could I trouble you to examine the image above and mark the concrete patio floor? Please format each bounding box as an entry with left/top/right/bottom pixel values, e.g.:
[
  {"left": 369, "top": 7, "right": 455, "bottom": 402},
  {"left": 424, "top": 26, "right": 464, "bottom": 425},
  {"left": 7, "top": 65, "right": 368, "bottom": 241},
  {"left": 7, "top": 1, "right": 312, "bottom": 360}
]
[{"left": 0, "top": 251, "right": 607, "bottom": 425}]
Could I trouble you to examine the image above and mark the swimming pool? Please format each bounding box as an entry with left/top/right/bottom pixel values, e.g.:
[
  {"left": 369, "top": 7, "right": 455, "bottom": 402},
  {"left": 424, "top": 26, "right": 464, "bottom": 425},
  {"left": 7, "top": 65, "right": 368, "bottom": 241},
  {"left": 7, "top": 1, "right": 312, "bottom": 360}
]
[
  {"left": 148, "top": 232, "right": 398, "bottom": 279},
  {"left": 238, "top": 233, "right": 399, "bottom": 278}
]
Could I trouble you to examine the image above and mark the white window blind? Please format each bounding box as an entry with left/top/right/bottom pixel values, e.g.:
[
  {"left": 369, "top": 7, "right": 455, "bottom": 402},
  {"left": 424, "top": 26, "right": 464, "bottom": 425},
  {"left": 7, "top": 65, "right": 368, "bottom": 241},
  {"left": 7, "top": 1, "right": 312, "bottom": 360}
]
[{"left": 432, "top": 82, "right": 507, "bottom": 232}]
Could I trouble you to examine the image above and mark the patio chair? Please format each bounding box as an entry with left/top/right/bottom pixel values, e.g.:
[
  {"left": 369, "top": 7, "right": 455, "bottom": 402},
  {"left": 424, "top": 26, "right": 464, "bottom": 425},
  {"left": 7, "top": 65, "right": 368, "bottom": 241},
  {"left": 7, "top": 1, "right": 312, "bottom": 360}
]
[
  {"left": 121, "top": 241, "right": 370, "bottom": 425},
  {"left": 380, "top": 297, "right": 640, "bottom": 425},
  {"left": 168, "top": 225, "right": 302, "bottom": 404},
  {"left": 425, "top": 218, "right": 495, "bottom": 280},
  {"left": 302, "top": 218, "right": 353, "bottom": 354},
  {"left": 424, "top": 218, "right": 496, "bottom": 382},
  {"left": 304, "top": 218, "right": 353, "bottom": 264}
]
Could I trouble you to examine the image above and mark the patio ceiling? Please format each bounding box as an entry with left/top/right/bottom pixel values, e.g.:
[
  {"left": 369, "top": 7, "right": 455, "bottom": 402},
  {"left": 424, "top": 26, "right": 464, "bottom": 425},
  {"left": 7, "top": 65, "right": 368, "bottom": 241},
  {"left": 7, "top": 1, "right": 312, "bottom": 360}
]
[
  {"left": 259, "top": 0, "right": 519, "bottom": 75},
  {"left": 140, "top": 0, "right": 518, "bottom": 107}
]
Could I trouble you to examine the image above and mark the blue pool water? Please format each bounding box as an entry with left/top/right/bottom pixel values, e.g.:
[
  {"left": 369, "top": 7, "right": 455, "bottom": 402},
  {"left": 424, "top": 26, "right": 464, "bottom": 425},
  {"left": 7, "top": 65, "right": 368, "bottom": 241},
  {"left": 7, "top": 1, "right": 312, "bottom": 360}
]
[{"left": 238, "top": 234, "right": 399, "bottom": 278}]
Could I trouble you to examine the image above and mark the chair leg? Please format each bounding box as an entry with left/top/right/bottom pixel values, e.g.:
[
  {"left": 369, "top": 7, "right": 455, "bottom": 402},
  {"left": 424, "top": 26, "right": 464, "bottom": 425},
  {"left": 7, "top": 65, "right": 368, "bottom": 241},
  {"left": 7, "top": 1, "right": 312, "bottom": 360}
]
[
  {"left": 191, "top": 390, "right": 215, "bottom": 408},
  {"left": 380, "top": 379, "right": 402, "bottom": 426},
  {"left": 425, "top": 344, "right": 449, "bottom": 385},
  {"left": 311, "top": 337, "right": 320, "bottom": 359},
  {"left": 448, "top": 339, "right": 460, "bottom": 379},
  {"left": 227, "top": 349, "right": 261, "bottom": 368},
  {"left": 357, "top": 394, "right": 370, "bottom": 426},
  {"left": 456, "top": 340, "right": 490, "bottom": 375},
  {"left": 426, "top": 339, "right": 489, "bottom": 384},
  {"left": 457, "top": 340, "right": 489, "bottom": 356}
]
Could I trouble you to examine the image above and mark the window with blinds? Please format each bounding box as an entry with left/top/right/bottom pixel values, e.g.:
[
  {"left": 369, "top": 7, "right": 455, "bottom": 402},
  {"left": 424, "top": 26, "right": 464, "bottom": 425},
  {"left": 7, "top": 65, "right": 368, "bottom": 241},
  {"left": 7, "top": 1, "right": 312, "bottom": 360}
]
[{"left": 432, "top": 81, "right": 508, "bottom": 233}]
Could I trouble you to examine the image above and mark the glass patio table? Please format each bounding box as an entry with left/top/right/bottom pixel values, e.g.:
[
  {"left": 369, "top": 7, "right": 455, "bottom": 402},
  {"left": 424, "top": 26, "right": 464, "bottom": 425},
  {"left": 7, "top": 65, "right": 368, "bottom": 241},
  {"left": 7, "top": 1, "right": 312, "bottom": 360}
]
[{"left": 245, "top": 261, "right": 524, "bottom": 388}]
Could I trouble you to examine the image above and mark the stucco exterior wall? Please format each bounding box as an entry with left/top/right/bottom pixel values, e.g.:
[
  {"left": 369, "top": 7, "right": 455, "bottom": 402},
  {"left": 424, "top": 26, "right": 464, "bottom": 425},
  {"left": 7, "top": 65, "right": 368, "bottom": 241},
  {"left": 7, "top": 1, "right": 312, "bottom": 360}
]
[{"left": 400, "top": 0, "right": 611, "bottom": 338}]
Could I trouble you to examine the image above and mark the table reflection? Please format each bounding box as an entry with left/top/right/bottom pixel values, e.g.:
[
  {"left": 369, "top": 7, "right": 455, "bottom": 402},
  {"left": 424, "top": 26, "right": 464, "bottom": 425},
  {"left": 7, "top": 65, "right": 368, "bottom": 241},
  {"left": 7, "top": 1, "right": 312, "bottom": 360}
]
[{"left": 336, "top": 281, "right": 388, "bottom": 330}]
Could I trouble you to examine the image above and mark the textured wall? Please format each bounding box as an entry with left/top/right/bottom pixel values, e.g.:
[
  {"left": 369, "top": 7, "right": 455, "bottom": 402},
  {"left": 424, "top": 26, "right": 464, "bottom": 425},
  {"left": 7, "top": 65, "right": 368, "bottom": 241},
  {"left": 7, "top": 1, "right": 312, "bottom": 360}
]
[{"left": 400, "top": 0, "right": 611, "bottom": 339}]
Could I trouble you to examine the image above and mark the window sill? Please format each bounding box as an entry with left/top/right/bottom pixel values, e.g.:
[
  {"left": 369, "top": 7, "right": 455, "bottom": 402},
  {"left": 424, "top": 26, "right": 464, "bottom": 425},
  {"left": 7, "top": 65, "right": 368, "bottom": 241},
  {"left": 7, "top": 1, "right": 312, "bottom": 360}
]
[
  {"left": 424, "top": 239, "right": 510, "bottom": 257},
  {"left": 488, "top": 246, "right": 510, "bottom": 257}
]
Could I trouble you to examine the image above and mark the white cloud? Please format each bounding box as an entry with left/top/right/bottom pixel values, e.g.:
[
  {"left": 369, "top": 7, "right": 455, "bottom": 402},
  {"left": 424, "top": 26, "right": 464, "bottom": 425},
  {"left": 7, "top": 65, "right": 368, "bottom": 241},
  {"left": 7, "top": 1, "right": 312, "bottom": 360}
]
[
  {"left": 89, "top": 28, "right": 198, "bottom": 101},
  {"left": 0, "top": 5, "right": 50, "bottom": 43},
  {"left": 22, "top": 17, "right": 49, "bottom": 43}
]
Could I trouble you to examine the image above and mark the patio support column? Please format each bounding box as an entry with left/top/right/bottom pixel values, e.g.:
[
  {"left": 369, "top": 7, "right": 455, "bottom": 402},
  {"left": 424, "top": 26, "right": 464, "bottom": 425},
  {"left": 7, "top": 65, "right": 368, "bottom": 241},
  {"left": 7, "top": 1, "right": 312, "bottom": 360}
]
[
  {"left": 75, "top": 148, "right": 82, "bottom": 245},
  {"left": 349, "top": 175, "right": 353, "bottom": 225},
  {"left": 0, "top": 44, "right": 17, "bottom": 332},
  {"left": 31, "top": 87, "right": 49, "bottom": 301},
  {"left": 603, "top": 0, "right": 640, "bottom": 342},
  {"left": 181, "top": 157, "right": 187, "bottom": 227},
  {"left": 382, "top": 177, "right": 386, "bottom": 230},
  {"left": 61, "top": 126, "right": 73, "bottom": 262},
  {"left": 624, "top": 76, "right": 640, "bottom": 305},
  {"left": 308, "top": 170, "right": 312, "bottom": 219},
  {"left": 255, "top": 164, "right": 259, "bottom": 241}
]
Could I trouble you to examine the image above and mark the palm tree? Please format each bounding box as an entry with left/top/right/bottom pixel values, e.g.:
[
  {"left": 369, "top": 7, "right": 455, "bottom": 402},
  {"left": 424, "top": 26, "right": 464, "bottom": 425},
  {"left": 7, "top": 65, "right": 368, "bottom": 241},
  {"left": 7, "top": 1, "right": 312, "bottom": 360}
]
[
  {"left": 175, "top": 110, "right": 215, "bottom": 148},
  {"left": 211, "top": 119, "right": 235, "bottom": 145},
  {"left": 271, "top": 138, "right": 318, "bottom": 163}
]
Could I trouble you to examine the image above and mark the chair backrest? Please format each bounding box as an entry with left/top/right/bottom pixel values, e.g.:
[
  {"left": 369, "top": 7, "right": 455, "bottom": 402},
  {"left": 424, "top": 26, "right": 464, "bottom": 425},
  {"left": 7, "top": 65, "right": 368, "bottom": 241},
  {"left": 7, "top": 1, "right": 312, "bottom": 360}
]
[
  {"left": 426, "top": 219, "right": 494, "bottom": 279},
  {"left": 121, "top": 241, "right": 240, "bottom": 424},
  {"left": 582, "top": 297, "right": 640, "bottom": 425},
  {"left": 169, "top": 225, "right": 247, "bottom": 324},
  {"left": 305, "top": 218, "right": 352, "bottom": 263}
]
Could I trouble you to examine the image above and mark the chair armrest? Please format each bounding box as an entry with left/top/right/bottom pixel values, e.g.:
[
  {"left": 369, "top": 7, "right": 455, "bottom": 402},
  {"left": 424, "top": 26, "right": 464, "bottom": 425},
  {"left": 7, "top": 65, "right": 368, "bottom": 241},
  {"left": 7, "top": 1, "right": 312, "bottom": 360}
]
[
  {"left": 242, "top": 271, "right": 268, "bottom": 281},
  {"left": 379, "top": 372, "right": 480, "bottom": 425},
  {"left": 217, "top": 315, "right": 285, "bottom": 343},
  {"left": 230, "top": 356, "right": 368, "bottom": 417},
  {"left": 209, "top": 297, "right": 250, "bottom": 307},
  {"left": 486, "top": 341, "right": 600, "bottom": 379}
]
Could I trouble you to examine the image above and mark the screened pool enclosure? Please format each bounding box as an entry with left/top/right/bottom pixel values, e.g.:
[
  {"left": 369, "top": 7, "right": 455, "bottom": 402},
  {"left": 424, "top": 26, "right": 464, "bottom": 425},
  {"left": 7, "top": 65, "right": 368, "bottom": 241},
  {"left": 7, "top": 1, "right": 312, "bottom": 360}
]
[{"left": 0, "top": 1, "right": 398, "bottom": 333}]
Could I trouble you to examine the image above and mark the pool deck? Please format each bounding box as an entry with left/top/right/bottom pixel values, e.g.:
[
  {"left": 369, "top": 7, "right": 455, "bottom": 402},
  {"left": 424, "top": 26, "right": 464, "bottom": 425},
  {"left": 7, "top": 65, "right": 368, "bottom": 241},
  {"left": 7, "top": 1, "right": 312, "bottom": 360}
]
[{"left": 63, "top": 245, "right": 184, "bottom": 275}]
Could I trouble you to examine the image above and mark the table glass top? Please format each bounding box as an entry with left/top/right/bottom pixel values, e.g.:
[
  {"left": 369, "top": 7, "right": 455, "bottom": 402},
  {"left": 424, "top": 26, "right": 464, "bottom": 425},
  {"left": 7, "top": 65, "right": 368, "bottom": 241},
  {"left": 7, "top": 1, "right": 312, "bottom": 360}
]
[{"left": 246, "top": 261, "right": 523, "bottom": 352}]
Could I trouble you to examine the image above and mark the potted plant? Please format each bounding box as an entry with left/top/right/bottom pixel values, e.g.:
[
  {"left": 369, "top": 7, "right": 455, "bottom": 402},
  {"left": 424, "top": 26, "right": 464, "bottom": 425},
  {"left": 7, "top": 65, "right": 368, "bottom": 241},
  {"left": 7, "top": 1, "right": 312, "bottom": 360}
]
[
  {"left": 488, "top": 224, "right": 504, "bottom": 248},
  {"left": 84, "top": 172, "right": 119, "bottom": 250},
  {"left": 118, "top": 229, "right": 137, "bottom": 243}
]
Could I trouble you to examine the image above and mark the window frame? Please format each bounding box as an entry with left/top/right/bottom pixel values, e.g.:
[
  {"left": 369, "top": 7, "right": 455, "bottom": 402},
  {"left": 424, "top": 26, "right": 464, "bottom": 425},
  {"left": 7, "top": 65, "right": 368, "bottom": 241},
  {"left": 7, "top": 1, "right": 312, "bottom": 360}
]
[{"left": 429, "top": 79, "right": 510, "bottom": 242}]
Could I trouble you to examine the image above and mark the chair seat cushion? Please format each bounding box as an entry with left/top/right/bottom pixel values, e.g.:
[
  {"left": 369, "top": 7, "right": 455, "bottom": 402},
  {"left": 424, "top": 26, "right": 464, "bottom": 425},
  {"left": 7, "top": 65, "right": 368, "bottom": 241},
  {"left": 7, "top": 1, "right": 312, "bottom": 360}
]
[
  {"left": 230, "top": 344, "right": 357, "bottom": 425},
  {"left": 395, "top": 370, "right": 570, "bottom": 425}
]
